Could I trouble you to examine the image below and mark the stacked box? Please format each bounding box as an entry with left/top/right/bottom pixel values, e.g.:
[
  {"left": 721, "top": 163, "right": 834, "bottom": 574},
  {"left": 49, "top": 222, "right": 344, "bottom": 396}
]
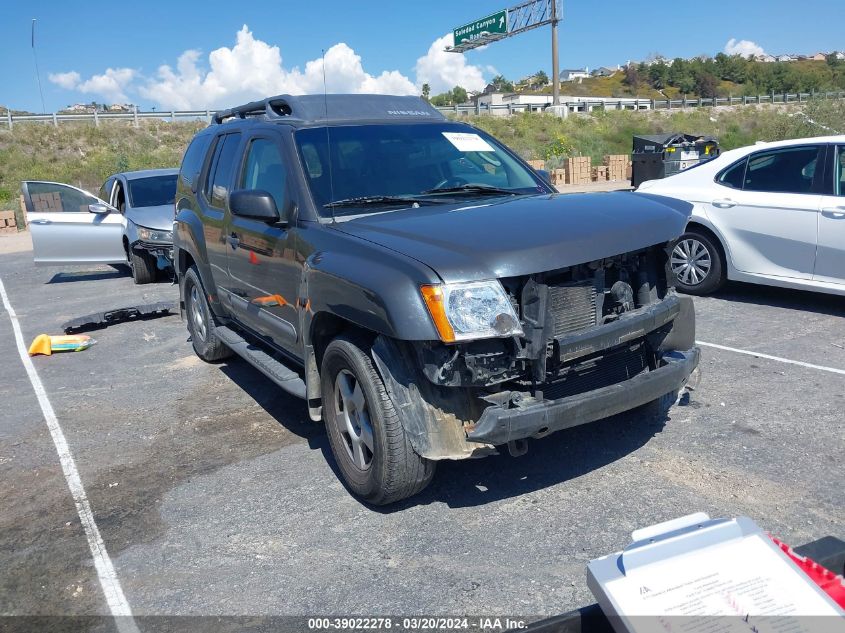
[
  {"left": 550, "top": 168, "right": 567, "bottom": 186},
  {"left": 526, "top": 159, "right": 546, "bottom": 171},
  {"left": 592, "top": 166, "right": 608, "bottom": 182},
  {"left": 31, "top": 192, "right": 63, "bottom": 212},
  {"left": 603, "top": 154, "right": 631, "bottom": 181},
  {"left": 0, "top": 210, "right": 16, "bottom": 234},
  {"left": 564, "top": 156, "right": 591, "bottom": 185}
]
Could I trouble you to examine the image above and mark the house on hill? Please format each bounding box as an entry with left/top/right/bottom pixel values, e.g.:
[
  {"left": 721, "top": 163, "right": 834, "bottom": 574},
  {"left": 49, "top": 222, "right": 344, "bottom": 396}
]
[
  {"left": 560, "top": 68, "right": 589, "bottom": 81},
  {"left": 591, "top": 66, "right": 618, "bottom": 77}
]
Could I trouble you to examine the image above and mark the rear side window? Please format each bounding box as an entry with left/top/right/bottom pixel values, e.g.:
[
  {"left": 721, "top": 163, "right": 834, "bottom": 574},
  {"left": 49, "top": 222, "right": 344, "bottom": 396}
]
[
  {"left": 836, "top": 146, "right": 845, "bottom": 196},
  {"left": 717, "top": 159, "right": 746, "bottom": 189},
  {"left": 742, "top": 146, "right": 821, "bottom": 194},
  {"left": 240, "top": 138, "right": 286, "bottom": 211},
  {"left": 204, "top": 133, "right": 242, "bottom": 208},
  {"left": 179, "top": 135, "right": 212, "bottom": 188}
]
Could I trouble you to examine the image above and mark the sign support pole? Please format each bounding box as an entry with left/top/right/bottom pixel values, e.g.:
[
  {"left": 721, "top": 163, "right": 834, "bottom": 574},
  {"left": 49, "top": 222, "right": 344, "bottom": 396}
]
[{"left": 551, "top": 1, "right": 560, "bottom": 105}]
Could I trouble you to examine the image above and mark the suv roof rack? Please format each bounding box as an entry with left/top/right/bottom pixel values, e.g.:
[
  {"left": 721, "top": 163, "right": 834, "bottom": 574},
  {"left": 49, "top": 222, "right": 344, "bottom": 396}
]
[
  {"left": 212, "top": 94, "right": 445, "bottom": 126},
  {"left": 212, "top": 96, "right": 294, "bottom": 124}
]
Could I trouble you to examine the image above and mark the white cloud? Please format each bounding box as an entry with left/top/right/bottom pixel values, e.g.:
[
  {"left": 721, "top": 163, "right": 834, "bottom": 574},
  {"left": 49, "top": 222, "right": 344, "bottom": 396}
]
[
  {"left": 50, "top": 68, "right": 135, "bottom": 103},
  {"left": 48, "top": 71, "right": 80, "bottom": 90},
  {"left": 414, "top": 33, "right": 488, "bottom": 94},
  {"left": 48, "top": 26, "right": 492, "bottom": 108},
  {"left": 724, "top": 38, "right": 766, "bottom": 58},
  {"left": 137, "top": 27, "right": 420, "bottom": 109}
]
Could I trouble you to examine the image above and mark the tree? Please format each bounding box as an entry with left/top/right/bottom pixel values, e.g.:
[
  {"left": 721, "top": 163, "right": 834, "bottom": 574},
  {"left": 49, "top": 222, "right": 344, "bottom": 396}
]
[
  {"left": 622, "top": 64, "right": 640, "bottom": 90},
  {"left": 490, "top": 75, "right": 514, "bottom": 92},
  {"left": 648, "top": 62, "right": 670, "bottom": 89},
  {"left": 451, "top": 85, "right": 468, "bottom": 104},
  {"left": 695, "top": 72, "right": 719, "bottom": 98},
  {"left": 535, "top": 70, "right": 549, "bottom": 86},
  {"left": 421, "top": 83, "right": 431, "bottom": 101}
]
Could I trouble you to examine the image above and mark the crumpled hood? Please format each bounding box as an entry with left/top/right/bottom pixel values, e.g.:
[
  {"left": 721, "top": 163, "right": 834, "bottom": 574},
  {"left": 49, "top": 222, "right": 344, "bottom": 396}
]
[
  {"left": 333, "top": 192, "right": 692, "bottom": 282},
  {"left": 126, "top": 204, "right": 174, "bottom": 231}
]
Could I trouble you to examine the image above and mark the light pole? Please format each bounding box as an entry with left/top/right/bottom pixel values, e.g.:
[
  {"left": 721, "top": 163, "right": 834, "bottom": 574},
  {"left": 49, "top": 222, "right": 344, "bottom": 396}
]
[
  {"left": 31, "top": 19, "right": 47, "bottom": 114},
  {"left": 551, "top": 1, "right": 560, "bottom": 105}
]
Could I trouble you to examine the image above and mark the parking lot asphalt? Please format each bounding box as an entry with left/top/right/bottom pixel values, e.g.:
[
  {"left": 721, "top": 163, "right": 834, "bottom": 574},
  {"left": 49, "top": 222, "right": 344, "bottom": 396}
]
[{"left": 1, "top": 231, "right": 843, "bottom": 623}]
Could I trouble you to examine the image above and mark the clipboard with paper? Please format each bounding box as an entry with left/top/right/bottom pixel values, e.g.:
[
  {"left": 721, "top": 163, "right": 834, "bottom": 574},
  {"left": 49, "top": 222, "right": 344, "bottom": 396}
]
[{"left": 587, "top": 513, "right": 845, "bottom": 633}]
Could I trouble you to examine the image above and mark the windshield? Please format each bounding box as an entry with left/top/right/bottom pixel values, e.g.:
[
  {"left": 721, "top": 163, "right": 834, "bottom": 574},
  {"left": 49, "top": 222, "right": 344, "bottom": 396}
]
[
  {"left": 295, "top": 123, "right": 546, "bottom": 216},
  {"left": 127, "top": 175, "right": 178, "bottom": 208}
]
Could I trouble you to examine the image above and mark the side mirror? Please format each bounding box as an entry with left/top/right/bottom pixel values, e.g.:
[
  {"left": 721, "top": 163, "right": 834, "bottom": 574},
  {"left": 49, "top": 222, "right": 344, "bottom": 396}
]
[
  {"left": 229, "top": 189, "right": 281, "bottom": 223},
  {"left": 536, "top": 169, "right": 552, "bottom": 186},
  {"left": 88, "top": 203, "right": 111, "bottom": 214}
]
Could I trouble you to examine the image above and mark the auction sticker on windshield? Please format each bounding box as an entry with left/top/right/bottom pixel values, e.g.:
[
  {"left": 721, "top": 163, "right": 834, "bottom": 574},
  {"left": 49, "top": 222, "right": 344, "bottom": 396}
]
[{"left": 442, "top": 132, "right": 495, "bottom": 152}]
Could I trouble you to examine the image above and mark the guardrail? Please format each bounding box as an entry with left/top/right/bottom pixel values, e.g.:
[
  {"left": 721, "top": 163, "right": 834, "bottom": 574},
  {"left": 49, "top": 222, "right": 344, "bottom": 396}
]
[{"left": 2, "top": 91, "right": 844, "bottom": 128}]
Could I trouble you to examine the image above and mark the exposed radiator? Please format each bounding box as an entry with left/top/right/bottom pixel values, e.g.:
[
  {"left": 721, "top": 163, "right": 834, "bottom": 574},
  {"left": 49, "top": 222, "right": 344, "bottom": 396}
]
[
  {"left": 543, "top": 342, "right": 649, "bottom": 400},
  {"left": 548, "top": 282, "right": 597, "bottom": 337}
]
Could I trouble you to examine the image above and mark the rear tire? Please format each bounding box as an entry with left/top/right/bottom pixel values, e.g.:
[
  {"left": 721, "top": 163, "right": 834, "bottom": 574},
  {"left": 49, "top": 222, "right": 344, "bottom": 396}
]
[
  {"left": 128, "top": 247, "right": 156, "bottom": 285},
  {"left": 670, "top": 231, "right": 725, "bottom": 295},
  {"left": 183, "top": 266, "right": 232, "bottom": 362},
  {"left": 321, "top": 334, "right": 435, "bottom": 505}
]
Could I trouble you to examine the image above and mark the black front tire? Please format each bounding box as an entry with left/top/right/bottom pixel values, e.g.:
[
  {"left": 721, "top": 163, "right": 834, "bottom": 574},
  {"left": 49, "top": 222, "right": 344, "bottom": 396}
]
[
  {"left": 321, "top": 334, "right": 435, "bottom": 505},
  {"left": 128, "top": 247, "right": 156, "bottom": 285},
  {"left": 183, "top": 266, "right": 233, "bottom": 362},
  {"left": 671, "top": 231, "right": 726, "bottom": 296}
]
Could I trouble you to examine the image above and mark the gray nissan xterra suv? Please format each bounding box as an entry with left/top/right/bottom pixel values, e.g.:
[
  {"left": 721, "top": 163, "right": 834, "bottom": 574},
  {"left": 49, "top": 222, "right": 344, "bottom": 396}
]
[{"left": 173, "top": 94, "right": 699, "bottom": 505}]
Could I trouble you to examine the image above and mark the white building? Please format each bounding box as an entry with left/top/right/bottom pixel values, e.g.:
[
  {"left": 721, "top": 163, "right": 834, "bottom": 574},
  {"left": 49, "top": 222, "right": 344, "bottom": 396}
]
[
  {"left": 472, "top": 92, "right": 652, "bottom": 117},
  {"left": 559, "top": 68, "right": 590, "bottom": 81}
]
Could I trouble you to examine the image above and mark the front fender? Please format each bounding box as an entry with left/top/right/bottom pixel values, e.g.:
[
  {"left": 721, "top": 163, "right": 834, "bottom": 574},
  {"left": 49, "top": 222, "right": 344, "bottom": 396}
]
[
  {"left": 301, "top": 249, "right": 441, "bottom": 342},
  {"left": 174, "top": 208, "right": 224, "bottom": 317}
]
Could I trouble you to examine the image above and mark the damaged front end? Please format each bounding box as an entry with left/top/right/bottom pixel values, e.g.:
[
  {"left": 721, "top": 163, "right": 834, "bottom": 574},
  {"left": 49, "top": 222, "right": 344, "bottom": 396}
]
[{"left": 372, "top": 241, "right": 700, "bottom": 460}]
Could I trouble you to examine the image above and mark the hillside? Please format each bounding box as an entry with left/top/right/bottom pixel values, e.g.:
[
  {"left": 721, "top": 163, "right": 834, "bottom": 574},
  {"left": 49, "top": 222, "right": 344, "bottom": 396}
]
[{"left": 1, "top": 100, "right": 842, "bottom": 213}]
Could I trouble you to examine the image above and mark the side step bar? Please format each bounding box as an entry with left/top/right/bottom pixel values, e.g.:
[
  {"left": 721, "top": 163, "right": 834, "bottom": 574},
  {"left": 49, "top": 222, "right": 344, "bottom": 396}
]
[{"left": 214, "top": 325, "right": 307, "bottom": 399}]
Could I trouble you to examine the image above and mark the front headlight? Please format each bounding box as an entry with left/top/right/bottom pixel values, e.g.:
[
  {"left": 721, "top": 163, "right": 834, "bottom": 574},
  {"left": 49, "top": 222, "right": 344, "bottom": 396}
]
[
  {"left": 421, "top": 280, "right": 523, "bottom": 343},
  {"left": 137, "top": 227, "right": 173, "bottom": 243}
]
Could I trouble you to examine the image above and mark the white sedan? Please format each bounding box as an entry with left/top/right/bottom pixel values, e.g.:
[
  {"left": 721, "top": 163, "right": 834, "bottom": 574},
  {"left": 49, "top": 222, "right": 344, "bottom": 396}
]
[{"left": 637, "top": 135, "right": 845, "bottom": 296}]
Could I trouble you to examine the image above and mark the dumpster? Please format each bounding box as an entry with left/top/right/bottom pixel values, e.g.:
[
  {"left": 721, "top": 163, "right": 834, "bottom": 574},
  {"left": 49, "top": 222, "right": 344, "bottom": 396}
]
[{"left": 631, "top": 133, "right": 719, "bottom": 188}]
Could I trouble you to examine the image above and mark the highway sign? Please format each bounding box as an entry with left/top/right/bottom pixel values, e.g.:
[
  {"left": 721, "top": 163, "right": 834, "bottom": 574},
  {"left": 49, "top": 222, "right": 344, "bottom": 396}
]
[{"left": 453, "top": 10, "right": 508, "bottom": 46}]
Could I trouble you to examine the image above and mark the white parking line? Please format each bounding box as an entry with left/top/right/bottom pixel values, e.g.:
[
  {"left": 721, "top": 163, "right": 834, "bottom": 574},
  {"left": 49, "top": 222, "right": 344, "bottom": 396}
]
[
  {"left": 0, "top": 277, "right": 140, "bottom": 633},
  {"left": 696, "top": 340, "right": 845, "bottom": 376}
]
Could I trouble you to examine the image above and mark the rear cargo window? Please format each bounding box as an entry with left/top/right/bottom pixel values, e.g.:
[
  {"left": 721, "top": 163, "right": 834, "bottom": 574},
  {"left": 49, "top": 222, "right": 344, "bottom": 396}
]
[
  {"left": 205, "top": 133, "right": 242, "bottom": 208},
  {"left": 179, "top": 135, "right": 212, "bottom": 188}
]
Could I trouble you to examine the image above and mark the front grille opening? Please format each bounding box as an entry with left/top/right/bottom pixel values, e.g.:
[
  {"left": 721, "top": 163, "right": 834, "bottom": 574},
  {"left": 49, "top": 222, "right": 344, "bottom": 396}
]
[
  {"left": 548, "top": 282, "right": 597, "bottom": 337},
  {"left": 542, "top": 342, "right": 649, "bottom": 400}
]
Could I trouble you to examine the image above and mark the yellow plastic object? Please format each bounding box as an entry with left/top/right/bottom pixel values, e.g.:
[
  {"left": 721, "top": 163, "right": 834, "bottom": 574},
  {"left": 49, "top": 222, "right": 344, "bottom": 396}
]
[{"left": 28, "top": 334, "right": 95, "bottom": 356}]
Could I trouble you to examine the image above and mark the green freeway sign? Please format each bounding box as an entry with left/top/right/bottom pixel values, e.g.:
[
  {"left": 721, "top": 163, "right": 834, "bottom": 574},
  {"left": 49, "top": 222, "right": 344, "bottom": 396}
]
[{"left": 453, "top": 10, "right": 508, "bottom": 46}]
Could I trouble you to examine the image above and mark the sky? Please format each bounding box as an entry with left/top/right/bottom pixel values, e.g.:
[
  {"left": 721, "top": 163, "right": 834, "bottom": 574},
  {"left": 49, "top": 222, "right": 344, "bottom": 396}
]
[{"left": 1, "top": 0, "right": 842, "bottom": 112}]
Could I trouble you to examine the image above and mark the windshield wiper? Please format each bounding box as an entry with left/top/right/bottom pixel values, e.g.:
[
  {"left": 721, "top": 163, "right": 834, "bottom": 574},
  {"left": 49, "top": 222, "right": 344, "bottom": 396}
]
[
  {"left": 420, "top": 184, "right": 519, "bottom": 196},
  {"left": 324, "top": 195, "right": 436, "bottom": 209}
]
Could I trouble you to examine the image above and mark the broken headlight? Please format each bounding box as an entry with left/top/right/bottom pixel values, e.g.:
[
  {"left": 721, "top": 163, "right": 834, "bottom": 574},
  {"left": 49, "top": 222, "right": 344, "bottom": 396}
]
[{"left": 421, "top": 280, "right": 523, "bottom": 343}]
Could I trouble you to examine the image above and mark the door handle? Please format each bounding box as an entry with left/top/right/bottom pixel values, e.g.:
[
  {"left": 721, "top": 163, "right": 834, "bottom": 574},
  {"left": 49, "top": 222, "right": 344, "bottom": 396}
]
[
  {"left": 30, "top": 219, "right": 50, "bottom": 225},
  {"left": 821, "top": 207, "right": 845, "bottom": 219},
  {"left": 712, "top": 199, "right": 736, "bottom": 208},
  {"left": 227, "top": 233, "right": 240, "bottom": 248}
]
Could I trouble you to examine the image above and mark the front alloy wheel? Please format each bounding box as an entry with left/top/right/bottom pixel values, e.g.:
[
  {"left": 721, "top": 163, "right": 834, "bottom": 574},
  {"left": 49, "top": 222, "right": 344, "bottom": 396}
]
[
  {"left": 333, "top": 369, "right": 375, "bottom": 470},
  {"left": 320, "top": 335, "right": 435, "bottom": 505}
]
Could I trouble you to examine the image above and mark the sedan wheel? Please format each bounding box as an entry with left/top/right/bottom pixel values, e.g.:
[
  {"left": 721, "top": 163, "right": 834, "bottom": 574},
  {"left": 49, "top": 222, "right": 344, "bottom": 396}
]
[
  {"left": 670, "top": 231, "right": 726, "bottom": 296},
  {"left": 671, "top": 238, "right": 712, "bottom": 286}
]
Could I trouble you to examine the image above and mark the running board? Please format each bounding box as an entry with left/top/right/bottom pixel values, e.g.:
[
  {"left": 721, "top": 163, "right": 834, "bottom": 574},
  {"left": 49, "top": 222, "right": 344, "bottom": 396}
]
[{"left": 214, "top": 325, "right": 307, "bottom": 399}]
